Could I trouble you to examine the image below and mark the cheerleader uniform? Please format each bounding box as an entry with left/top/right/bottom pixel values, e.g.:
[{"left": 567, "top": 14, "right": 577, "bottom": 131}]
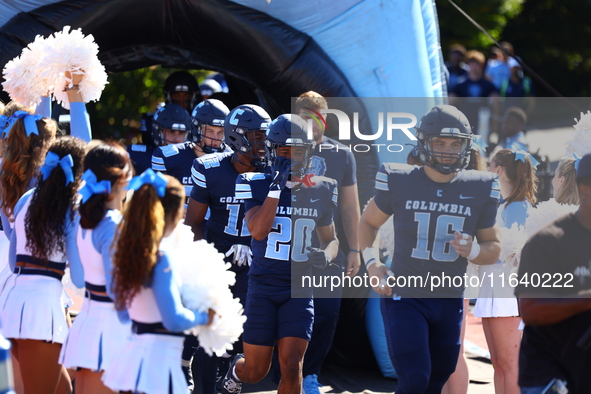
[
  {"left": 102, "top": 251, "right": 209, "bottom": 394},
  {"left": 0, "top": 189, "right": 83, "bottom": 343},
  {"left": 59, "top": 210, "right": 131, "bottom": 371},
  {"left": 474, "top": 200, "right": 530, "bottom": 317}
]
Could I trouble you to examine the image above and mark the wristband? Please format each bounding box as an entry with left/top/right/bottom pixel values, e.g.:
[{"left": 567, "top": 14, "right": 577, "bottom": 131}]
[
  {"left": 268, "top": 190, "right": 281, "bottom": 199},
  {"left": 467, "top": 242, "right": 481, "bottom": 261},
  {"left": 64, "top": 84, "right": 80, "bottom": 92},
  {"left": 349, "top": 249, "right": 361, "bottom": 254},
  {"left": 362, "top": 247, "right": 378, "bottom": 269}
]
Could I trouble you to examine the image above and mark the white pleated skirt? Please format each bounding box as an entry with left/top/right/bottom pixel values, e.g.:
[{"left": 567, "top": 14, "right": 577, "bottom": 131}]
[
  {"left": 0, "top": 273, "right": 68, "bottom": 343},
  {"left": 102, "top": 332, "right": 188, "bottom": 394},
  {"left": 474, "top": 262, "right": 519, "bottom": 318},
  {"left": 59, "top": 297, "right": 131, "bottom": 371}
]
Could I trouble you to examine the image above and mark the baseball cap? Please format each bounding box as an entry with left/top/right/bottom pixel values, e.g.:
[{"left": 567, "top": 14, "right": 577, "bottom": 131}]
[{"left": 577, "top": 152, "right": 591, "bottom": 180}]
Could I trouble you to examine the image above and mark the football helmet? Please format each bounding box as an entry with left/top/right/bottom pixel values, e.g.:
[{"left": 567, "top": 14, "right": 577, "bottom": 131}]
[
  {"left": 152, "top": 103, "right": 192, "bottom": 146},
  {"left": 416, "top": 104, "right": 473, "bottom": 174},
  {"left": 266, "top": 114, "right": 315, "bottom": 179},
  {"left": 199, "top": 79, "right": 223, "bottom": 98},
  {"left": 163, "top": 71, "right": 200, "bottom": 111},
  {"left": 190, "top": 99, "right": 230, "bottom": 153},
  {"left": 224, "top": 104, "right": 272, "bottom": 170}
]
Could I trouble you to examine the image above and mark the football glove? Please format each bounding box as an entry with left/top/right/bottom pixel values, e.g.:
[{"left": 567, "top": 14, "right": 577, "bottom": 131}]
[
  {"left": 225, "top": 244, "right": 253, "bottom": 267},
  {"left": 306, "top": 247, "right": 330, "bottom": 270},
  {"left": 269, "top": 156, "right": 291, "bottom": 191}
]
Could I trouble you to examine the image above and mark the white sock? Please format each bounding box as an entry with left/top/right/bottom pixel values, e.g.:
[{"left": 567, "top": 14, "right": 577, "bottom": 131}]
[{"left": 182, "top": 357, "right": 192, "bottom": 367}]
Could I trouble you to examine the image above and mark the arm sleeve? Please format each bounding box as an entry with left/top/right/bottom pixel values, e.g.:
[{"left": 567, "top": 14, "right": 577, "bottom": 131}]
[
  {"left": 236, "top": 174, "right": 264, "bottom": 213},
  {"left": 342, "top": 151, "right": 357, "bottom": 187},
  {"left": 1, "top": 209, "right": 12, "bottom": 239},
  {"left": 151, "top": 149, "right": 167, "bottom": 173},
  {"left": 477, "top": 178, "right": 501, "bottom": 229},
  {"left": 95, "top": 216, "right": 118, "bottom": 298},
  {"left": 190, "top": 161, "right": 211, "bottom": 204},
  {"left": 65, "top": 212, "right": 85, "bottom": 288},
  {"left": 9, "top": 191, "right": 33, "bottom": 270},
  {"left": 69, "top": 102, "right": 92, "bottom": 143},
  {"left": 153, "top": 254, "right": 209, "bottom": 332},
  {"left": 373, "top": 165, "right": 394, "bottom": 215},
  {"left": 34, "top": 96, "right": 51, "bottom": 118},
  {"left": 503, "top": 201, "right": 529, "bottom": 228}
]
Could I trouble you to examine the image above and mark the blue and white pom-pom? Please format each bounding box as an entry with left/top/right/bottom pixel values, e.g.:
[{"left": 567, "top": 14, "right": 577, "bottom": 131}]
[
  {"left": 1, "top": 26, "right": 107, "bottom": 110},
  {"left": 2, "top": 35, "right": 52, "bottom": 109},
  {"left": 525, "top": 198, "right": 578, "bottom": 239},
  {"left": 45, "top": 26, "right": 108, "bottom": 109},
  {"left": 162, "top": 224, "right": 246, "bottom": 356},
  {"left": 566, "top": 111, "right": 591, "bottom": 158},
  {"left": 498, "top": 223, "right": 527, "bottom": 268}
]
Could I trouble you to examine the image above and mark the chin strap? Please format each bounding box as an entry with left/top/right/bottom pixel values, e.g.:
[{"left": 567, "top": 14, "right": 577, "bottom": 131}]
[{"left": 292, "top": 173, "right": 316, "bottom": 187}]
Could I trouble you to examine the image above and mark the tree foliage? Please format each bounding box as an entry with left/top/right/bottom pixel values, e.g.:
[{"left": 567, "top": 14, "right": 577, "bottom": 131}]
[
  {"left": 436, "top": 0, "right": 525, "bottom": 53},
  {"left": 85, "top": 66, "right": 209, "bottom": 141}
]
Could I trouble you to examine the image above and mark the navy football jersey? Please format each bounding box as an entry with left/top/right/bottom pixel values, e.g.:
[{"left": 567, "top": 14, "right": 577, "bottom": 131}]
[
  {"left": 373, "top": 164, "right": 499, "bottom": 297},
  {"left": 236, "top": 174, "right": 338, "bottom": 292},
  {"left": 152, "top": 142, "right": 197, "bottom": 198},
  {"left": 311, "top": 136, "right": 356, "bottom": 187},
  {"left": 127, "top": 144, "right": 155, "bottom": 175},
  {"left": 311, "top": 136, "right": 357, "bottom": 255},
  {"left": 190, "top": 152, "right": 251, "bottom": 254}
]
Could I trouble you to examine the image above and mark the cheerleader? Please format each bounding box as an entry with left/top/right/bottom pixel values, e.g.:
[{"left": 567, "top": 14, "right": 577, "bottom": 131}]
[
  {"left": 59, "top": 142, "right": 133, "bottom": 393},
  {"left": 103, "top": 170, "right": 214, "bottom": 394},
  {"left": 474, "top": 149, "right": 538, "bottom": 394},
  {"left": 552, "top": 157, "right": 579, "bottom": 205},
  {"left": 0, "top": 136, "right": 86, "bottom": 394}
]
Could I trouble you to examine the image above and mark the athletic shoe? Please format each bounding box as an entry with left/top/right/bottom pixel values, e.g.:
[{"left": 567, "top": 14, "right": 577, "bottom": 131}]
[
  {"left": 182, "top": 364, "right": 195, "bottom": 392},
  {"left": 220, "top": 354, "right": 244, "bottom": 394},
  {"left": 302, "top": 374, "right": 322, "bottom": 394},
  {"left": 216, "top": 356, "right": 232, "bottom": 392}
]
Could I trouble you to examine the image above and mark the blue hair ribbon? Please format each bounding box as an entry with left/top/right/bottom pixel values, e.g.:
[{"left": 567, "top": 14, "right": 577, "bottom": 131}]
[
  {"left": 126, "top": 168, "right": 168, "bottom": 197},
  {"left": 512, "top": 149, "right": 539, "bottom": 169},
  {"left": 471, "top": 135, "right": 489, "bottom": 155},
  {"left": 573, "top": 153, "right": 581, "bottom": 172},
  {"left": 2, "top": 111, "right": 42, "bottom": 139},
  {"left": 0, "top": 115, "right": 8, "bottom": 131},
  {"left": 40, "top": 151, "right": 75, "bottom": 185},
  {"left": 79, "top": 169, "right": 112, "bottom": 204}
]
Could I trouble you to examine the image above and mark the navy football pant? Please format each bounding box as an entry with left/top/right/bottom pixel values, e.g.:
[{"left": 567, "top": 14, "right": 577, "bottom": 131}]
[{"left": 380, "top": 297, "right": 463, "bottom": 394}]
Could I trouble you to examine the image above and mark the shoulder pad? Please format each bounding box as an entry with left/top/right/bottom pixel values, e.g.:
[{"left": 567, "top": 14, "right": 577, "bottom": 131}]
[
  {"left": 160, "top": 144, "right": 180, "bottom": 157},
  {"left": 131, "top": 144, "right": 147, "bottom": 152}
]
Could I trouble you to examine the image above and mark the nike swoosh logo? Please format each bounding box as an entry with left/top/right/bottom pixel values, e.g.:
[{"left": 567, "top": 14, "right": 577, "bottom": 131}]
[
  {"left": 310, "top": 198, "right": 320, "bottom": 203},
  {"left": 459, "top": 195, "right": 474, "bottom": 199}
]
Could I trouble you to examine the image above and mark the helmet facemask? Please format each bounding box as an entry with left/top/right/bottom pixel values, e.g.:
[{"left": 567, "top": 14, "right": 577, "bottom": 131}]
[
  {"left": 193, "top": 120, "right": 226, "bottom": 154},
  {"left": 417, "top": 133, "right": 472, "bottom": 174},
  {"left": 232, "top": 128, "right": 270, "bottom": 170},
  {"left": 269, "top": 139, "right": 316, "bottom": 180}
]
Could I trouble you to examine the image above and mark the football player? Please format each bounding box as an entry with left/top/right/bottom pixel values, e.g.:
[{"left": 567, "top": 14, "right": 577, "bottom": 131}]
[
  {"left": 359, "top": 105, "right": 501, "bottom": 393},
  {"left": 184, "top": 104, "right": 271, "bottom": 394},
  {"left": 295, "top": 92, "right": 359, "bottom": 394},
  {"left": 151, "top": 99, "right": 230, "bottom": 200},
  {"left": 220, "top": 114, "right": 339, "bottom": 394},
  {"left": 128, "top": 71, "right": 200, "bottom": 174}
]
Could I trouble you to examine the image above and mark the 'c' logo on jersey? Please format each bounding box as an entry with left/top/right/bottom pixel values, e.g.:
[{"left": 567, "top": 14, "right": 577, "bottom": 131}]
[
  {"left": 229, "top": 109, "right": 245, "bottom": 125},
  {"left": 309, "top": 156, "right": 327, "bottom": 177}
]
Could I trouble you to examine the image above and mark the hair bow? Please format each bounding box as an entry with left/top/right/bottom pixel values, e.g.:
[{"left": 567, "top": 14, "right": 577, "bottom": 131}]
[
  {"left": 0, "top": 115, "right": 8, "bottom": 131},
  {"left": 79, "top": 169, "right": 112, "bottom": 203},
  {"left": 2, "top": 111, "right": 42, "bottom": 139},
  {"left": 573, "top": 153, "right": 582, "bottom": 172},
  {"left": 126, "top": 168, "right": 168, "bottom": 197},
  {"left": 471, "top": 135, "right": 489, "bottom": 154},
  {"left": 40, "top": 151, "right": 75, "bottom": 185},
  {"left": 512, "top": 149, "right": 539, "bottom": 169}
]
